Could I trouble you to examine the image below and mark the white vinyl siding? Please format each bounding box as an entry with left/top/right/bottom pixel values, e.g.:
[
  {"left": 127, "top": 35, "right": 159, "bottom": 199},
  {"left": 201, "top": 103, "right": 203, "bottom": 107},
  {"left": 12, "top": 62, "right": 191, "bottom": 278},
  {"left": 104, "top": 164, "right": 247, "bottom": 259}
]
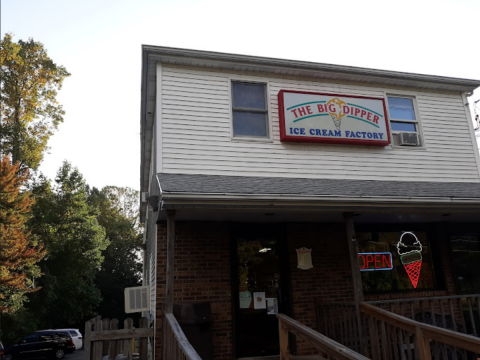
[{"left": 159, "top": 66, "right": 480, "bottom": 183}]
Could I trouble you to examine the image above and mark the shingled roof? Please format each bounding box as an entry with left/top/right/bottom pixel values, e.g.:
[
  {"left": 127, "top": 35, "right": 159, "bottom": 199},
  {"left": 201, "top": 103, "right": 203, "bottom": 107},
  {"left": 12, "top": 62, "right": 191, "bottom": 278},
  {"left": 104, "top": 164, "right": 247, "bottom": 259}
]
[{"left": 158, "top": 173, "right": 480, "bottom": 202}]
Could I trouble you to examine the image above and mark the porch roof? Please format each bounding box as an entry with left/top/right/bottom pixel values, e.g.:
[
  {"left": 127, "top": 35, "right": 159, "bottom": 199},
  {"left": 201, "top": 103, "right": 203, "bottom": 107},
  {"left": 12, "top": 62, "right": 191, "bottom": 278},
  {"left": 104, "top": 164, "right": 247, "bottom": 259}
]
[{"left": 157, "top": 173, "right": 480, "bottom": 207}]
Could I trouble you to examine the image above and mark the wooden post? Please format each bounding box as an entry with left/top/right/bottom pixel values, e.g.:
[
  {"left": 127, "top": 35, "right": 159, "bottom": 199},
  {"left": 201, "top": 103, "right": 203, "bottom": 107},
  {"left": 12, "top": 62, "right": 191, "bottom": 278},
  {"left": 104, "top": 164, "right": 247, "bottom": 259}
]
[
  {"left": 165, "top": 210, "right": 176, "bottom": 314},
  {"left": 108, "top": 318, "right": 119, "bottom": 360},
  {"left": 102, "top": 318, "right": 110, "bottom": 357},
  {"left": 93, "top": 316, "right": 103, "bottom": 360},
  {"left": 84, "top": 319, "right": 93, "bottom": 360},
  {"left": 123, "top": 318, "right": 133, "bottom": 360},
  {"left": 278, "top": 319, "right": 289, "bottom": 360},
  {"left": 139, "top": 317, "right": 148, "bottom": 360},
  {"left": 344, "top": 212, "right": 365, "bottom": 355},
  {"left": 163, "top": 210, "right": 176, "bottom": 360},
  {"left": 415, "top": 325, "right": 432, "bottom": 360}
]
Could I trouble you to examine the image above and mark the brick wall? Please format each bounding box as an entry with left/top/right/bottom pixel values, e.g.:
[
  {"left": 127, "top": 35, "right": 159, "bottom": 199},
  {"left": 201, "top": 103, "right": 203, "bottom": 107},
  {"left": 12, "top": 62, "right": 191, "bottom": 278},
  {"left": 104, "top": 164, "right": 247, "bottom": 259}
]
[
  {"left": 287, "top": 222, "right": 355, "bottom": 356},
  {"left": 154, "top": 220, "right": 457, "bottom": 359},
  {"left": 155, "top": 221, "right": 233, "bottom": 360}
]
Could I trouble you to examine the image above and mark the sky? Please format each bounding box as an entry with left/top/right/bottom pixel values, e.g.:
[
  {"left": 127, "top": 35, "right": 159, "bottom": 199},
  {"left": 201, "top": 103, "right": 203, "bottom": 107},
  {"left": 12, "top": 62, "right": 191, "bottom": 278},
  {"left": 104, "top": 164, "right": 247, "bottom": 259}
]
[{"left": 2, "top": 0, "right": 480, "bottom": 191}]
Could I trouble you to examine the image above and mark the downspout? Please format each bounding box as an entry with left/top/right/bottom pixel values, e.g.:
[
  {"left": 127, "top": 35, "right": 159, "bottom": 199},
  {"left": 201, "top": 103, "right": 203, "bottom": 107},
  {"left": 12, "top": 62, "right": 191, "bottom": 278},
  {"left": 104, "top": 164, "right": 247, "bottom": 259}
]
[{"left": 462, "top": 91, "right": 480, "bottom": 179}]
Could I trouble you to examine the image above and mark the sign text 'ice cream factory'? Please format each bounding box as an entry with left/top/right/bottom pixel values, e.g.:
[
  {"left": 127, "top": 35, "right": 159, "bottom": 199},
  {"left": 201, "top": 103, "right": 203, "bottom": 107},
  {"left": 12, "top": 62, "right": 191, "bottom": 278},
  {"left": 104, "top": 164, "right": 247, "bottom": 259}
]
[{"left": 278, "top": 90, "right": 391, "bottom": 146}]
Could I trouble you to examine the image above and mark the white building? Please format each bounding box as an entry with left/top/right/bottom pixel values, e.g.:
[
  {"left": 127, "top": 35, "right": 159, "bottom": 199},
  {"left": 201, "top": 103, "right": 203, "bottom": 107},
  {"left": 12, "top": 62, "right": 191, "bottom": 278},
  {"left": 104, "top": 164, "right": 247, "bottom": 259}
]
[{"left": 140, "top": 46, "right": 480, "bottom": 360}]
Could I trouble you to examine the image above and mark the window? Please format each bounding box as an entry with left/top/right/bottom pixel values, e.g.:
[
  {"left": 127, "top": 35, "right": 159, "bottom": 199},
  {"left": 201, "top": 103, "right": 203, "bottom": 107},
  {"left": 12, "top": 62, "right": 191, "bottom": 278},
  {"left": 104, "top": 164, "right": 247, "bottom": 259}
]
[
  {"left": 387, "top": 96, "right": 422, "bottom": 146},
  {"left": 39, "top": 334, "right": 54, "bottom": 341},
  {"left": 24, "top": 335, "right": 38, "bottom": 343},
  {"left": 357, "top": 231, "right": 436, "bottom": 293},
  {"left": 231, "top": 82, "right": 268, "bottom": 138},
  {"left": 450, "top": 234, "right": 480, "bottom": 294}
]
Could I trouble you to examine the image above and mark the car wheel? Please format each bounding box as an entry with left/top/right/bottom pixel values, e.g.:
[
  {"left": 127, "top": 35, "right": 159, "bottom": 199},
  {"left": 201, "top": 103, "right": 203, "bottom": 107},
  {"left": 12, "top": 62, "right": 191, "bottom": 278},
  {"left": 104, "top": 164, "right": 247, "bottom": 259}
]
[
  {"left": 4, "top": 354, "right": 14, "bottom": 360},
  {"left": 54, "top": 349, "right": 65, "bottom": 359}
]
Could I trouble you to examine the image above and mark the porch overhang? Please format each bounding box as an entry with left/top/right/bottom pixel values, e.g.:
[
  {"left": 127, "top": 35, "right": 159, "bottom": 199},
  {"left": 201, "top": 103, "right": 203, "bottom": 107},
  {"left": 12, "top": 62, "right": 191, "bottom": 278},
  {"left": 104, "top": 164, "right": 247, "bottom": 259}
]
[{"left": 154, "top": 173, "right": 480, "bottom": 222}]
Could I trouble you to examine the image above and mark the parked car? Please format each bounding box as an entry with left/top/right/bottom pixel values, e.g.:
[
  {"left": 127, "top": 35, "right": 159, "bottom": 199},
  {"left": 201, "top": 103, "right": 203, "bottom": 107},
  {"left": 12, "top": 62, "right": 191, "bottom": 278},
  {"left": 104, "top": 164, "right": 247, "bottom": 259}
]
[
  {"left": 37, "top": 330, "right": 82, "bottom": 351},
  {"left": 3, "top": 331, "right": 75, "bottom": 360}
]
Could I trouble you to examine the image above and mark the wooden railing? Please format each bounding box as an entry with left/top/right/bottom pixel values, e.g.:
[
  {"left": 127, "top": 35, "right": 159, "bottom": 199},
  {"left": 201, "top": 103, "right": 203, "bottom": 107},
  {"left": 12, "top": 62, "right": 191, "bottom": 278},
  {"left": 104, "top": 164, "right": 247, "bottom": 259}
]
[
  {"left": 360, "top": 302, "right": 480, "bottom": 360},
  {"left": 316, "top": 302, "right": 363, "bottom": 354},
  {"left": 277, "top": 313, "right": 369, "bottom": 360},
  {"left": 84, "top": 316, "right": 153, "bottom": 360},
  {"left": 367, "top": 295, "right": 480, "bottom": 337},
  {"left": 163, "top": 312, "right": 201, "bottom": 360}
]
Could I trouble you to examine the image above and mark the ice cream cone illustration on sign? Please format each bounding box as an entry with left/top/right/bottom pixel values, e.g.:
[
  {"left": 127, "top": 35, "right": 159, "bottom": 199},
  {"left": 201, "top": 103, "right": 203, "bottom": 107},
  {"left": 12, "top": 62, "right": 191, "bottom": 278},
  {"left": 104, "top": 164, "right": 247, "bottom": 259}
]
[
  {"left": 396, "top": 232, "right": 423, "bottom": 288},
  {"left": 327, "top": 98, "right": 347, "bottom": 130}
]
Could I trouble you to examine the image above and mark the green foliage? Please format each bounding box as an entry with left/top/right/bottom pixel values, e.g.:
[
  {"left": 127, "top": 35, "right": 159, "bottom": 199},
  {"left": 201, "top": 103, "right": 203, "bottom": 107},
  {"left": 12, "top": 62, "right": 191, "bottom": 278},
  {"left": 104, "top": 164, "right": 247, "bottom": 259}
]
[
  {"left": 28, "top": 162, "right": 109, "bottom": 328},
  {"left": 89, "top": 186, "right": 143, "bottom": 323},
  {"left": 0, "top": 33, "right": 70, "bottom": 170},
  {"left": 0, "top": 307, "right": 40, "bottom": 344},
  {"left": 1, "top": 162, "right": 143, "bottom": 337}
]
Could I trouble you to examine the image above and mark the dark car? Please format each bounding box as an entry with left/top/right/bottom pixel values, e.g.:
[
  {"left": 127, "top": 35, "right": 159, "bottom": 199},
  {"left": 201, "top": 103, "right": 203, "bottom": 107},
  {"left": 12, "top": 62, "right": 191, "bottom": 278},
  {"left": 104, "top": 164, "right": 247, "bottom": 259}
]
[{"left": 3, "top": 331, "right": 75, "bottom": 360}]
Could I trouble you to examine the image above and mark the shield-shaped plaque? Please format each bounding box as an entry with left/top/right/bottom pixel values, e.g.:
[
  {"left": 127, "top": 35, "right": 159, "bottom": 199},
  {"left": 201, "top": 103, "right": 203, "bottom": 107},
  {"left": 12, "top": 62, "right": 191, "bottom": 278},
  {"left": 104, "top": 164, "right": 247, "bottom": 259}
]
[{"left": 296, "top": 247, "right": 313, "bottom": 270}]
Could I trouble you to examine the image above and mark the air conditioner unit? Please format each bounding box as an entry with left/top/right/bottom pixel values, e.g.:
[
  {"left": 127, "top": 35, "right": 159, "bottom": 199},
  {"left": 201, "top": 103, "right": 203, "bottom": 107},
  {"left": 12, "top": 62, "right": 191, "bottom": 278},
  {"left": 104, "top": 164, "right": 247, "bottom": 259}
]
[
  {"left": 398, "top": 132, "right": 419, "bottom": 146},
  {"left": 125, "top": 286, "right": 150, "bottom": 313}
]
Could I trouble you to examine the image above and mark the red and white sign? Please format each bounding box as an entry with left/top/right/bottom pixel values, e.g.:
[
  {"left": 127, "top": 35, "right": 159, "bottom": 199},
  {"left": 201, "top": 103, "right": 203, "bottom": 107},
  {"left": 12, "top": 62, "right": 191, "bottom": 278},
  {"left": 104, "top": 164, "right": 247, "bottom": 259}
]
[{"left": 278, "top": 90, "right": 391, "bottom": 146}]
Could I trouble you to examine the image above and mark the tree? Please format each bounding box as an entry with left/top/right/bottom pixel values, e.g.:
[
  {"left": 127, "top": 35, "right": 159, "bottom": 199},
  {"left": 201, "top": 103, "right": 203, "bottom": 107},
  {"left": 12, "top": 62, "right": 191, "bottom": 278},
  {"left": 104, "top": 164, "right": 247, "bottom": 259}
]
[
  {"left": 89, "top": 186, "right": 143, "bottom": 322},
  {"left": 0, "top": 33, "right": 70, "bottom": 170},
  {"left": 28, "top": 162, "right": 109, "bottom": 328},
  {"left": 0, "top": 157, "right": 45, "bottom": 313}
]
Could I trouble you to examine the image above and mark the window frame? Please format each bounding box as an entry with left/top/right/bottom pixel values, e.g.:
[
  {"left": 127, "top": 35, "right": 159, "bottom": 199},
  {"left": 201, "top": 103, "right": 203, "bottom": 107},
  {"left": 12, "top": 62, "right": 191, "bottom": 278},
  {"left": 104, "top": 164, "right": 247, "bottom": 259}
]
[
  {"left": 355, "top": 224, "right": 443, "bottom": 295},
  {"left": 386, "top": 93, "right": 425, "bottom": 148},
  {"left": 230, "top": 79, "right": 272, "bottom": 142}
]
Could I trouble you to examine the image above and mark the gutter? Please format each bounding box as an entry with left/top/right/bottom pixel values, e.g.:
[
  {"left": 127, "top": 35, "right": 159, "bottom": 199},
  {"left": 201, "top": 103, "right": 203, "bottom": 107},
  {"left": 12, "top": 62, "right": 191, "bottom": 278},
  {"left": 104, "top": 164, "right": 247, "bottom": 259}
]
[{"left": 160, "top": 191, "right": 480, "bottom": 209}]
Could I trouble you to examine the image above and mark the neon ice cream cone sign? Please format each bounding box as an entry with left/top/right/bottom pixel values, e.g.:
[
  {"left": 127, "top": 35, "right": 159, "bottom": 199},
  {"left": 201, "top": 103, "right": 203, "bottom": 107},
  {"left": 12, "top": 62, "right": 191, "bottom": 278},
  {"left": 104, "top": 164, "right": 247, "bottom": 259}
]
[{"left": 396, "top": 232, "right": 423, "bottom": 288}]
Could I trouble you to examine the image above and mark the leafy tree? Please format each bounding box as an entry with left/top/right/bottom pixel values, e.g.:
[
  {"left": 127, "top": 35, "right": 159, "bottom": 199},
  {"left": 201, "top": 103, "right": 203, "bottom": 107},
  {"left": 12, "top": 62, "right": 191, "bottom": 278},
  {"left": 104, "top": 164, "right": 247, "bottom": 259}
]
[
  {"left": 89, "top": 186, "right": 143, "bottom": 322},
  {"left": 0, "top": 308, "right": 40, "bottom": 344},
  {"left": 0, "top": 33, "right": 70, "bottom": 170},
  {"left": 28, "top": 162, "right": 109, "bottom": 328},
  {"left": 0, "top": 157, "right": 45, "bottom": 314}
]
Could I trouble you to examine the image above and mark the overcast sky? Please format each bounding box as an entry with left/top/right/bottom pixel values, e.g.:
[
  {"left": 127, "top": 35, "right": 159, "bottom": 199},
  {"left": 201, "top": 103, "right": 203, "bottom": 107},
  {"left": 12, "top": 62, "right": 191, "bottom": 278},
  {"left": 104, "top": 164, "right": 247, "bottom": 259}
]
[{"left": 2, "top": 0, "right": 480, "bottom": 191}]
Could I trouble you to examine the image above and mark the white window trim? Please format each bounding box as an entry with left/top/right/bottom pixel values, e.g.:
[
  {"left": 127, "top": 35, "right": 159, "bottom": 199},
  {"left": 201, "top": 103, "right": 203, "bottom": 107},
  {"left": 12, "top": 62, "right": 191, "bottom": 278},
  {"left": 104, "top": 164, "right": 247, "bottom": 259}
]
[
  {"left": 385, "top": 92, "right": 426, "bottom": 149},
  {"left": 229, "top": 77, "right": 273, "bottom": 143}
]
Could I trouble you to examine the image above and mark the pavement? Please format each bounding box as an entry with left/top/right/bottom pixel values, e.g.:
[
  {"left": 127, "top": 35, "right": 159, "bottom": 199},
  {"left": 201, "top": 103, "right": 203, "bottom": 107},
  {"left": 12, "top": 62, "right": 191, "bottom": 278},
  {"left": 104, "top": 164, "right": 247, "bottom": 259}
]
[{"left": 67, "top": 348, "right": 84, "bottom": 360}]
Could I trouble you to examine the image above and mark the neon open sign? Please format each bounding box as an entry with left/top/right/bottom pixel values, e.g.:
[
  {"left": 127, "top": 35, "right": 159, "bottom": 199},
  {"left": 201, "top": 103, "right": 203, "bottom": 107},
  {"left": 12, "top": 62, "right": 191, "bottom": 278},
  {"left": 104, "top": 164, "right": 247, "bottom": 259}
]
[{"left": 358, "top": 252, "right": 393, "bottom": 271}]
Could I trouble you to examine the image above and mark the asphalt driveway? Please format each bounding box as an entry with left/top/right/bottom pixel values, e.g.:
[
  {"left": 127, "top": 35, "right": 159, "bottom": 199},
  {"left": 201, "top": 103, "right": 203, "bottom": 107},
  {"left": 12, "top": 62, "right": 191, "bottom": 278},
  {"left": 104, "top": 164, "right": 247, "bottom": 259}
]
[{"left": 67, "top": 348, "right": 84, "bottom": 360}]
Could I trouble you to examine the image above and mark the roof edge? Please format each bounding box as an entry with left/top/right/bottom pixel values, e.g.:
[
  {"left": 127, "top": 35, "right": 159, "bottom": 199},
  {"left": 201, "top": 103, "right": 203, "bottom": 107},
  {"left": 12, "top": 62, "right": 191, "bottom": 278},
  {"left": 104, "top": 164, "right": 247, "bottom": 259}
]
[{"left": 142, "top": 45, "right": 480, "bottom": 91}]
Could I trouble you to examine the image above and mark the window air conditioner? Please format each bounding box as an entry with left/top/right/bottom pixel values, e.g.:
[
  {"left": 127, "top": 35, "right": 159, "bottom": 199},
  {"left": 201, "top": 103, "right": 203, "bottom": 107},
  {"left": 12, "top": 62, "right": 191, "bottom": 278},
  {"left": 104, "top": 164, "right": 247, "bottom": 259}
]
[
  {"left": 399, "top": 132, "right": 419, "bottom": 146},
  {"left": 125, "top": 286, "right": 150, "bottom": 313}
]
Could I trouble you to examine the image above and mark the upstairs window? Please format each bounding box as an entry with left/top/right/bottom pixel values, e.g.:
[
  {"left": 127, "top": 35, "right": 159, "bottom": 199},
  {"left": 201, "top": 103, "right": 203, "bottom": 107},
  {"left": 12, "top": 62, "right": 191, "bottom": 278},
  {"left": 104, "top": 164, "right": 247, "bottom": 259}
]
[
  {"left": 388, "top": 97, "right": 417, "bottom": 131},
  {"left": 387, "top": 96, "right": 422, "bottom": 147},
  {"left": 232, "top": 82, "right": 269, "bottom": 138}
]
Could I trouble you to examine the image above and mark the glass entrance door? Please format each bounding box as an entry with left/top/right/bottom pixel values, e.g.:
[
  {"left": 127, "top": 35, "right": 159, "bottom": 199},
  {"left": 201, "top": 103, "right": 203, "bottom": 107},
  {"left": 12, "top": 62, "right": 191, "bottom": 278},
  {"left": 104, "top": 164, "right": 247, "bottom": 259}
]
[{"left": 232, "top": 226, "right": 289, "bottom": 358}]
